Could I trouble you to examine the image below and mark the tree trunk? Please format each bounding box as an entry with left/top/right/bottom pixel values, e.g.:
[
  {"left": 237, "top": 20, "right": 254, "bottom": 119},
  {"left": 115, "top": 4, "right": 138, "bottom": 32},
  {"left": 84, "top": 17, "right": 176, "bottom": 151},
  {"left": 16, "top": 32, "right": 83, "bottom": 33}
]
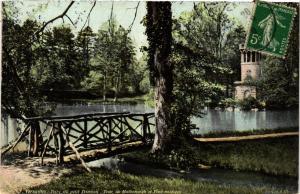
[
  {"left": 134, "top": 83, "right": 141, "bottom": 94},
  {"left": 146, "top": 2, "right": 173, "bottom": 152},
  {"left": 114, "top": 70, "right": 121, "bottom": 102},
  {"left": 103, "top": 70, "right": 107, "bottom": 101}
]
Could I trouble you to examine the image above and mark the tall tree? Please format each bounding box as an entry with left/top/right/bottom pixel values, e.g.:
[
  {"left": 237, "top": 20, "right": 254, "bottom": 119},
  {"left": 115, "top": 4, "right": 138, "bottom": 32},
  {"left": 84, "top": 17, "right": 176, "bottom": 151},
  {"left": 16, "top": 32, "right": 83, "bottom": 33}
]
[
  {"left": 146, "top": 2, "right": 173, "bottom": 152},
  {"left": 2, "top": 12, "right": 45, "bottom": 155},
  {"left": 82, "top": 17, "right": 135, "bottom": 100},
  {"left": 76, "top": 26, "right": 96, "bottom": 85},
  {"left": 35, "top": 26, "right": 81, "bottom": 90},
  {"left": 176, "top": 2, "right": 243, "bottom": 98}
]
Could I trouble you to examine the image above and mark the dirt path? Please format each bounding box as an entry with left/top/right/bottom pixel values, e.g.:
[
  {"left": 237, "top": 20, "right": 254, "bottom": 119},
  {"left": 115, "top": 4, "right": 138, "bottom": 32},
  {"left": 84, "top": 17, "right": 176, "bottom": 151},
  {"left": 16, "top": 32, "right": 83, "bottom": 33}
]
[
  {"left": 194, "top": 132, "right": 299, "bottom": 142},
  {"left": 0, "top": 156, "right": 72, "bottom": 194}
]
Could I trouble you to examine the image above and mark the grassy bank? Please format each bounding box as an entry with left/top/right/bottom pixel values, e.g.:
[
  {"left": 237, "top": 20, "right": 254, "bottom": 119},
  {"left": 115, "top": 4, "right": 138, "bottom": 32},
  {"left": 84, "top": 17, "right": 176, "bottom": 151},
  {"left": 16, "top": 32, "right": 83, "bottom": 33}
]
[
  {"left": 123, "top": 136, "right": 298, "bottom": 177},
  {"left": 195, "top": 136, "right": 298, "bottom": 177},
  {"left": 26, "top": 168, "right": 291, "bottom": 194},
  {"left": 194, "top": 127, "right": 299, "bottom": 138}
]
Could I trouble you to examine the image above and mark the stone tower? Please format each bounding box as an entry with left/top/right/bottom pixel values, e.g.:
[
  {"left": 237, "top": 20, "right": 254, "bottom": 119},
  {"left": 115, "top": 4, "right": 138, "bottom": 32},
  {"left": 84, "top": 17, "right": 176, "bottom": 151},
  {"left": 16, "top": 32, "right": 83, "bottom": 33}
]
[{"left": 234, "top": 44, "right": 262, "bottom": 100}]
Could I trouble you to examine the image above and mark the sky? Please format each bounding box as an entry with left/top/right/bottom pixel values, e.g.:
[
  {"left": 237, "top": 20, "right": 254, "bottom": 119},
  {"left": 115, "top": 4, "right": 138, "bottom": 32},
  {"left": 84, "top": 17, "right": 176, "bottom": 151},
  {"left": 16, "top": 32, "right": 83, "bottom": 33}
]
[{"left": 14, "top": 1, "right": 253, "bottom": 59}]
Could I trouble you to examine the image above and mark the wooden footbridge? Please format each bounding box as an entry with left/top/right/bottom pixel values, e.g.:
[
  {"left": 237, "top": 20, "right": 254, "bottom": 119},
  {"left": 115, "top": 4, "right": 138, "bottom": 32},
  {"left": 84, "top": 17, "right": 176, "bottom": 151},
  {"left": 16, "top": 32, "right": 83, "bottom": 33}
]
[
  {"left": 2, "top": 112, "right": 155, "bottom": 171},
  {"left": 3, "top": 111, "right": 297, "bottom": 172}
]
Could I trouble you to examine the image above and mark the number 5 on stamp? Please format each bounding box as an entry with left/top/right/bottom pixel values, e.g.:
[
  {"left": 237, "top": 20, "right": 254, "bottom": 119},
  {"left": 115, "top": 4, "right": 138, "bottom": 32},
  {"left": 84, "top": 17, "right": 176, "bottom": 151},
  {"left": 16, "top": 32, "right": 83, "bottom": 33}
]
[{"left": 245, "top": 1, "right": 296, "bottom": 58}]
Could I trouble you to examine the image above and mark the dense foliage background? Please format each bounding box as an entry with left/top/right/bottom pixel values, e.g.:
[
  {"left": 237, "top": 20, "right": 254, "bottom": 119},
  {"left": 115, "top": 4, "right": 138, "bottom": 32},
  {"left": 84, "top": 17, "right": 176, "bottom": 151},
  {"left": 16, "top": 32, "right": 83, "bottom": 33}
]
[{"left": 2, "top": 2, "right": 298, "bottom": 119}]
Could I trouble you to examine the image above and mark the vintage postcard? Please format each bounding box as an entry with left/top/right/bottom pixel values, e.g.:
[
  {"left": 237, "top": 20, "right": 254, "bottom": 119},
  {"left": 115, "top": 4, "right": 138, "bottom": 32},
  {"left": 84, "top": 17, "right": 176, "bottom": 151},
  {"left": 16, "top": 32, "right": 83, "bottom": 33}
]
[{"left": 0, "top": 1, "right": 299, "bottom": 194}]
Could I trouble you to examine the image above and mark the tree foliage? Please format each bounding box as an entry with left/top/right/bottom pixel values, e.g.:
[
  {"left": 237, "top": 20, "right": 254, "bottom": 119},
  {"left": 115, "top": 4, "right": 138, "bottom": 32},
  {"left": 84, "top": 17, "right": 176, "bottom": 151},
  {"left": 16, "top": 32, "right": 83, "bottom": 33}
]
[
  {"left": 2, "top": 7, "right": 48, "bottom": 117},
  {"left": 174, "top": 2, "right": 246, "bottom": 100},
  {"left": 81, "top": 17, "right": 136, "bottom": 100},
  {"left": 167, "top": 2, "right": 246, "bottom": 139}
]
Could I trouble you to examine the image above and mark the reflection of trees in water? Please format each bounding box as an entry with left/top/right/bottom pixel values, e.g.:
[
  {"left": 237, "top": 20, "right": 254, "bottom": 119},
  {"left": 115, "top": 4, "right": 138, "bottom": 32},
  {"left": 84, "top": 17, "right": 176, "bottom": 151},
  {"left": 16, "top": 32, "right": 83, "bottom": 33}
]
[
  {"left": 1, "top": 114, "right": 9, "bottom": 147},
  {"left": 54, "top": 103, "right": 149, "bottom": 116},
  {"left": 265, "top": 110, "right": 299, "bottom": 129},
  {"left": 1, "top": 115, "right": 23, "bottom": 147},
  {"left": 194, "top": 108, "right": 298, "bottom": 133},
  {"left": 227, "top": 111, "right": 236, "bottom": 131},
  {"left": 238, "top": 111, "right": 257, "bottom": 130},
  {"left": 210, "top": 110, "right": 221, "bottom": 130},
  {"left": 256, "top": 111, "right": 266, "bottom": 129},
  {"left": 210, "top": 110, "right": 235, "bottom": 131}
]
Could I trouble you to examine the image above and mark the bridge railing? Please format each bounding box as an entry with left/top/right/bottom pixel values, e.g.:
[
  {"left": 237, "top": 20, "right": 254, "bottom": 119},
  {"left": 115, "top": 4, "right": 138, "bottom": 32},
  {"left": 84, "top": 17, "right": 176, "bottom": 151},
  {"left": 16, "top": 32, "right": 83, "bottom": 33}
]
[{"left": 19, "top": 112, "right": 155, "bottom": 164}]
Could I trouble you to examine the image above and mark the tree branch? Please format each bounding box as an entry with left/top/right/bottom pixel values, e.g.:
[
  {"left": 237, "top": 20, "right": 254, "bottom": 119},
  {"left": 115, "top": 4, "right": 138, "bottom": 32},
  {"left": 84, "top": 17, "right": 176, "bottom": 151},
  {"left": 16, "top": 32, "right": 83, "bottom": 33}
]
[
  {"left": 35, "top": 1, "right": 75, "bottom": 35},
  {"left": 193, "top": 2, "right": 201, "bottom": 18},
  {"left": 108, "top": 1, "right": 114, "bottom": 36},
  {"left": 66, "top": 14, "right": 75, "bottom": 26},
  {"left": 81, "top": 1, "right": 97, "bottom": 31},
  {"left": 128, "top": 2, "right": 140, "bottom": 33}
]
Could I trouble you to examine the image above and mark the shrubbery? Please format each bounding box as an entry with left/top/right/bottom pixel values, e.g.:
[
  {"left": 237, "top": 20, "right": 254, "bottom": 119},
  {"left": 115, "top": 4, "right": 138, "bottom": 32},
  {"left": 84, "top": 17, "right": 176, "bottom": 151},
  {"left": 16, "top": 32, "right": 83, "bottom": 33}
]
[
  {"left": 238, "top": 96, "right": 264, "bottom": 110},
  {"left": 217, "top": 97, "right": 266, "bottom": 111},
  {"left": 218, "top": 98, "right": 236, "bottom": 108},
  {"left": 148, "top": 136, "right": 198, "bottom": 171}
]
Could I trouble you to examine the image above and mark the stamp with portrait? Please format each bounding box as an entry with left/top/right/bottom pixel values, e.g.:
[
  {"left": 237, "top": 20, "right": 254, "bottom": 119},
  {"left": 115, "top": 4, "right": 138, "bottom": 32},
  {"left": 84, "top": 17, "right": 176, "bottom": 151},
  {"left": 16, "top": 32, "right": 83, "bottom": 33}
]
[{"left": 245, "top": 1, "right": 296, "bottom": 58}]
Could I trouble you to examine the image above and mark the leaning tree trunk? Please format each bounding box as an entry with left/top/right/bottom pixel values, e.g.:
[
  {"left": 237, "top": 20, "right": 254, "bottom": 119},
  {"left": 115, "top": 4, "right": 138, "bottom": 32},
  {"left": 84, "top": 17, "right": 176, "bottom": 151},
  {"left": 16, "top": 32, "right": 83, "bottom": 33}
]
[{"left": 146, "top": 2, "right": 173, "bottom": 152}]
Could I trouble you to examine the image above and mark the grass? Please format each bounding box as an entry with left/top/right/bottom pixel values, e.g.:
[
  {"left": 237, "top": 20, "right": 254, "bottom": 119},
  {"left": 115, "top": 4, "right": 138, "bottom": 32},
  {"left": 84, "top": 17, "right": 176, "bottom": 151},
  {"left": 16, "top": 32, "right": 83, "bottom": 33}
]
[
  {"left": 194, "top": 127, "right": 299, "bottom": 138},
  {"left": 194, "top": 136, "right": 298, "bottom": 177},
  {"left": 25, "top": 168, "right": 292, "bottom": 194},
  {"left": 123, "top": 136, "right": 298, "bottom": 177}
]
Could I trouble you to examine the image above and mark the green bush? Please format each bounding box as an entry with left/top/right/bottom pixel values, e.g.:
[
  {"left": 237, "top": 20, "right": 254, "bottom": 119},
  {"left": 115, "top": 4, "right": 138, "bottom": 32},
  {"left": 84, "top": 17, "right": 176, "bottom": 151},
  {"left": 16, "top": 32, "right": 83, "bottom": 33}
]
[
  {"left": 148, "top": 142, "right": 198, "bottom": 171},
  {"left": 144, "top": 89, "right": 155, "bottom": 107},
  {"left": 219, "top": 98, "right": 237, "bottom": 108},
  {"left": 238, "top": 97, "right": 264, "bottom": 110}
]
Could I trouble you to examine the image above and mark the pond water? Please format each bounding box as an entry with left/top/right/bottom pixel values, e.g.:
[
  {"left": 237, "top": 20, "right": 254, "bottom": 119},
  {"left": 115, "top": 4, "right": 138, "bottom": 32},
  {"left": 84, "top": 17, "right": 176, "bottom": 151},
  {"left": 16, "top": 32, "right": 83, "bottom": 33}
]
[
  {"left": 86, "top": 156, "right": 298, "bottom": 192},
  {"left": 192, "top": 107, "right": 299, "bottom": 134},
  {"left": 1, "top": 102, "right": 298, "bottom": 147}
]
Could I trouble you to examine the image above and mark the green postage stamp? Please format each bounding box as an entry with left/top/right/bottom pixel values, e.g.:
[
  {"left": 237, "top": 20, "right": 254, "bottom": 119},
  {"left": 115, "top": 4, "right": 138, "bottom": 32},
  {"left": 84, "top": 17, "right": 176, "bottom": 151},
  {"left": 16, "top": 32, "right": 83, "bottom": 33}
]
[{"left": 245, "top": 1, "right": 296, "bottom": 58}]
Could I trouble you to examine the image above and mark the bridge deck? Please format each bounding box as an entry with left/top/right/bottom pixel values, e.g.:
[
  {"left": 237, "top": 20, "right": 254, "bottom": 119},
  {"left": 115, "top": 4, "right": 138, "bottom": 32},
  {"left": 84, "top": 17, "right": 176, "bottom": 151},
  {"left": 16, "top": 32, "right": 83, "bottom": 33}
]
[{"left": 43, "top": 141, "right": 147, "bottom": 165}]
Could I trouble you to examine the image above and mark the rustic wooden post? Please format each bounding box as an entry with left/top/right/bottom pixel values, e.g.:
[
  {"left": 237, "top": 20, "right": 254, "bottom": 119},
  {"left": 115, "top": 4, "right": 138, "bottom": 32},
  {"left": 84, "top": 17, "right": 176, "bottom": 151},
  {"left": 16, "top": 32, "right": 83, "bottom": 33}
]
[
  {"left": 32, "top": 121, "right": 42, "bottom": 156},
  {"left": 119, "top": 117, "right": 124, "bottom": 142},
  {"left": 60, "top": 125, "right": 92, "bottom": 172},
  {"left": 142, "top": 115, "right": 149, "bottom": 144},
  {"left": 84, "top": 119, "right": 88, "bottom": 148},
  {"left": 58, "top": 122, "right": 65, "bottom": 164},
  {"left": 52, "top": 123, "right": 59, "bottom": 165},
  {"left": 27, "top": 126, "right": 32, "bottom": 157},
  {"left": 41, "top": 125, "right": 54, "bottom": 165},
  {"left": 108, "top": 119, "right": 112, "bottom": 151}
]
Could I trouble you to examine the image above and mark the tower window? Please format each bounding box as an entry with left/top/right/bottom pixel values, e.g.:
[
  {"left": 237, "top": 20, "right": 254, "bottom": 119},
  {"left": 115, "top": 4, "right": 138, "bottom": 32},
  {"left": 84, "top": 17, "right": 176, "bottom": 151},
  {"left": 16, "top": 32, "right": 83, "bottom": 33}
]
[
  {"left": 247, "top": 52, "right": 250, "bottom": 62},
  {"left": 252, "top": 52, "right": 256, "bottom": 62}
]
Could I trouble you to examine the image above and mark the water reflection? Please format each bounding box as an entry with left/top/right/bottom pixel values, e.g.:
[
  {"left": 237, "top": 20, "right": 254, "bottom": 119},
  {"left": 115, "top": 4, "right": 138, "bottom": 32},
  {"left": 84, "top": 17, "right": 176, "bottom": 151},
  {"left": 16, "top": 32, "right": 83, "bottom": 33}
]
[
  {"left": 192, "top": 108, "right": 298, "bottom": 134},
  {"left": 53, "top": 103, "right": 151, "bottom": 116},
  {"left": 1, "top": 113, "right": 21, "bottom": 147}
]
